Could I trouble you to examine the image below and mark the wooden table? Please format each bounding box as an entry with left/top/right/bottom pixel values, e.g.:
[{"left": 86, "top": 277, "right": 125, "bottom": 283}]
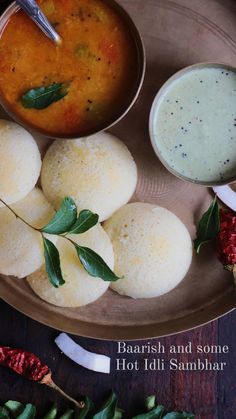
[{"left": 0, "top": 300, "right": 235, "bottom": 419}]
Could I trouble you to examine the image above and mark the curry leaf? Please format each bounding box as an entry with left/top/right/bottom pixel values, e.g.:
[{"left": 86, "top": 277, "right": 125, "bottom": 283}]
[
  {"left": 0, "top": 408, "right": 10, "bottom": 419},
  {"left": 41, "top": 197, "right": 77, "bottom": 235},
  {"left": 21, "top": 83, "right": 68, "bottom": 110},
  {"left": 17, "top": 404, "right": 36, "bottom": 419},
  {"left": 43, "top": 237, "right": 65, "bottom": 288},
  {"left": 145, "top": 396, "right": 156, "bottom": 412},
  {"left": 4, "top": 402, "right": 24, "bottom": 418},
  {"left": 132, "top": 405, "right": 165, "bottom": 419},
  {"left": 69, "top": 210, "right": 99, "bottom": 234},
  {"left": 76, "top": 397, "right": 94, "bottom": 419},
  {"left": 74, "top": 244, "right": 120, "bottom": 282},
  {"left": 42, "top": 405, "right": 57, "bottom": 419},
  {"left": 93, "top": 393, "right": 117, "bottom": 419},
  {"left": 163, "top": 413, "right": 194, "bottom": 419},
  {"left": 58, "top": 410, "right": 74, "bottom": 419},
  {"left": 2, "top": 398, "right": 195, "bottom": 419},
  {"left": 113, "top": 409, "right": 124, "bottom": 419},
  {"left": 194, "top": 196, "right": 220, "bottom": 253}
]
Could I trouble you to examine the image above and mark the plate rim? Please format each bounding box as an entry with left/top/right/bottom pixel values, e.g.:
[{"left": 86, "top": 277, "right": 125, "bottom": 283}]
[{"left": 0, "top": 279, "right": 235, "bottom": 340}]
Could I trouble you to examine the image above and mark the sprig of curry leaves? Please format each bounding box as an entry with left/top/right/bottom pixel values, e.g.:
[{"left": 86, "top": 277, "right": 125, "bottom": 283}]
[
  {"left": 1, "top": 394, "right": 195, "bottom": 419},
  {"left": 194, "top": 196, "right": 220, "bottom": 253},
  {"left": 21, "top": 83, "right": 68, "bottom": 110},
  {"left": 0, "top": 196, "right": 120, "bottom": 287}
]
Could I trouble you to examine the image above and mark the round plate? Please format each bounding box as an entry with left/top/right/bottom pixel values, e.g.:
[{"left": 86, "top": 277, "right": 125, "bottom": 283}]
[{"left": 0, "top": 0, "right": 236, "bottom": 340}]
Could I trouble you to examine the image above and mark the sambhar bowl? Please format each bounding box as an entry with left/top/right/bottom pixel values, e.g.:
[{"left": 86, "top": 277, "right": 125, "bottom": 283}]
[{"left": 0, "top": 0, "right": 146, "bottom": 139}]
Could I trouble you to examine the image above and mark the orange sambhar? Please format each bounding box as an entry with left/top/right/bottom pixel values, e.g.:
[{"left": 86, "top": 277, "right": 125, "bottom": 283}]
[{"left": 0, "top": 0, "right": 144, "bottom": 137}]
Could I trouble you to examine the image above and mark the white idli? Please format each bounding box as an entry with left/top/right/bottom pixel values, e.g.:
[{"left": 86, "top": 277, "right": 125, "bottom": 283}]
[
  {"left": 103, "top": 203, "right": 192, "bottom": 298},
  {"left": 0, "top": 119, "right": 41, "bottom": 206},
  {"left": 27, "top": 225, "right": 114, "bottom": 307},
  {"left": 0, "top": 188, "right": 56, "bottom": 278},
  {"left": 41, "top": 133, "right": 137, "bottom": 222}
]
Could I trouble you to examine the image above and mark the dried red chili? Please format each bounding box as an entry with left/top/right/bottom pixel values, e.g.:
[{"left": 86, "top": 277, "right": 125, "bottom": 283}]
[
  {"left": 0, "top": 347, "right": 49, "bottom": 381},
  {"left": 0, "top": 346, "right": 84, "bottom": 409},
  {"left": 216, "top": 209, "right": 236, "bottom": 279}
]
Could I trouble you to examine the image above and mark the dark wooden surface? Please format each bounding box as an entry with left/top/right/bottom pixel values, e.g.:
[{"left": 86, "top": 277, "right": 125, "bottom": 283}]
[
  {"left": 0, "top": 1, "right": 236, "bottom": 418},
  {"left": 0, "top": 300, "right": 236, "bottom": 419}
]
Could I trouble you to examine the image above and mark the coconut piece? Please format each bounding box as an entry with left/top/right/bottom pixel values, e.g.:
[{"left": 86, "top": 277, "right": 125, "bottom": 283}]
[
  {"left": 55, "top": 333, "right": 110, "bottom": 374},
  {"left": 213, "top": 186, "right": 236, "bottom": 212}
]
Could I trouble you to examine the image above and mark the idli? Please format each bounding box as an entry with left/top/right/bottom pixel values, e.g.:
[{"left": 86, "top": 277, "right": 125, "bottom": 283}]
[
  {"left": 0, "top": 188, "right": 56, "bottom": 278},
  {"left": 41, "top": 133, "right": 137, "bottom": 222},
  {"left": 27, "top": 225, "right": 114, "bottom": 307},
  {"left": 103, "top": 203, "right": 192, "bottom": 298},
  {"left": 0, "top": 119, "right": 41, "bottom": 206}
]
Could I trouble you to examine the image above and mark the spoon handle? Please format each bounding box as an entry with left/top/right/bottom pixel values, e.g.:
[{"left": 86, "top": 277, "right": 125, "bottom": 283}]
[{"left": 16, "top": 0, "right": 61, "bottom": 44}]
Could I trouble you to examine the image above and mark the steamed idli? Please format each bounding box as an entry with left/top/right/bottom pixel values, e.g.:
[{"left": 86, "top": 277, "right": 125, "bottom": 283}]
[
  {"left": 41, "top": 133, "right": 137, "bottom": 222},
  {"left": 27, "top": 225, "right": 114, "bottom": 307},
  {"left": 0, "top": 188, "right": 56, "bottom": 278},
  {"left": 103, "top": 203, "right": 192, "bottom": 298},
  {"left": 0, "top": 119, "right": 41, "bottom": 206}
]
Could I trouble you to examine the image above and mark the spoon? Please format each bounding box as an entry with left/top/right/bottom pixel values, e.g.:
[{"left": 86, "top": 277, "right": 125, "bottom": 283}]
[{"left": 16, "top": 0, "right": 61, "bottom": 44}]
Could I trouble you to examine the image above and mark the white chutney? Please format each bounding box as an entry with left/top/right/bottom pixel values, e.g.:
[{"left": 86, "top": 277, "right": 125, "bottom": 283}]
[{"left": 150, "top": 65, "right": 236, "bottom": 184}]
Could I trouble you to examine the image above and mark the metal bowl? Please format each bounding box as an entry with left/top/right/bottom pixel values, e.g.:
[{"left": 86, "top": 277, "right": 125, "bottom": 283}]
[{"left": 0, "top": 1, "right": 146, "bottom": 139}]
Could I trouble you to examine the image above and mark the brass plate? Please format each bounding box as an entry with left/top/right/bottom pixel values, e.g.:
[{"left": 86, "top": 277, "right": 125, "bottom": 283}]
[{"left": 0, "top": 0, "right": 236, "bottom": 339}]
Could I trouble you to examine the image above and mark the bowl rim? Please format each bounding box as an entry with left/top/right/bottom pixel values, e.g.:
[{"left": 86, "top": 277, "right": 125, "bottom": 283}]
[
  {"left": 149, "top": 61, "right": 236, "bottom": 187},
  {"left": 0, "top": 0, "right": 146, "bottom": 139}
]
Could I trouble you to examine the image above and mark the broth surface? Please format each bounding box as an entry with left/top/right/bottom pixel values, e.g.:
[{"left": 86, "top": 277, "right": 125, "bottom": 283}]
[{"left": 0, "top": 0, "right": 137, "bottom": 137}]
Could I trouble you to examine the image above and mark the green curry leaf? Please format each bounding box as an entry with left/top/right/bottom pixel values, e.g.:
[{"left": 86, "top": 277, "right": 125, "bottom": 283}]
[
  {"left": 17, "top": 404, "right": 36, "bottom": 419},
  {"left": 0, "top": 407, "right": 10, "bottom": 419},
  {"left": 21, "top": 83, "right": 68, "bottom": 110},
  {"left": 76, "top": 397, "right": 94, "bottom": 419},
  {"left": 93, "top": 393, "right": 117, "bottom": 419},
  {"left": 58, "top": 410, "right": 74, "bottom": 419},
  {"left": 68, "top": 210, "right": 99, "bottom": 234},
  {"left": 113, "top": 409, "right": 124, "bottom": 419},
  {"left": 2, "top": 397, "right": 195, "bottom": 419},
  {"left": 132, "top": 405, "right": 165, "bottom": 419},
  {"left": 194, "top": 196, "right": 220, "bottom": 253},
  {"left": 4, "top": 402, "right": 24, "bottom": 419},
  {"left": 145, "top": 396, "right": 156, "bottom": 412},
  {"left": 43, "top": 237, "right": 65, "bottom": 288},
  {"left": 41, "top": 197, "right": 77, "bottom": 235},
  {"left": 163, "top": 413, "right": 195, "bottom": 419},
  {"left": 42, "top": 405, "right": 57, "bottom": 419},
  {"left": 73, "top": 244, "right": 120, "bottom": 282}
]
